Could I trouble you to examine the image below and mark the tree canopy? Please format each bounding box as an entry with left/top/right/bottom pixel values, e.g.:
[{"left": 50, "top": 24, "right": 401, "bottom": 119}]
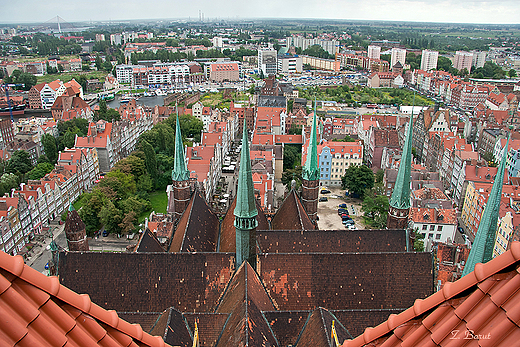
[{"left": 341, "top": 165, "right": 374, "bottom": 198}]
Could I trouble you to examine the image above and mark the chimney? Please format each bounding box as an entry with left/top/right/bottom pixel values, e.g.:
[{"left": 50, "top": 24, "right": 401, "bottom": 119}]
[{"left": 475, "top": 165, "right": 480, "bottom": 176}]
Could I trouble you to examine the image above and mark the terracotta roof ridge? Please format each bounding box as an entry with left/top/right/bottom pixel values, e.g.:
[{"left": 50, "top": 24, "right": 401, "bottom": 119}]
[
  {"left": 0, "top": 251, "right": 169, "bottom": 347},
  {"left": 341, "top": 241, "right": 520, "bottom": 347}
]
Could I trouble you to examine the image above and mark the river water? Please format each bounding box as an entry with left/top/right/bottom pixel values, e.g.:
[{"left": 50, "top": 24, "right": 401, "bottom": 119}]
[{"left": 104, "top": 95, "right": 165, "bottom": 109}]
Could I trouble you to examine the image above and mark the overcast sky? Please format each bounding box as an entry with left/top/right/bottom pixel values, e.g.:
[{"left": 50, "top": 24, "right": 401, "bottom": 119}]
[{"left": 2, "top": 0, "right": 520, "bottom": 25}]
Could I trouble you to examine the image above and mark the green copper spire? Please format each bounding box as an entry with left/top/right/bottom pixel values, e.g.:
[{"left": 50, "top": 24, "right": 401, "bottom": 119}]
[
  {"left": 69, "top": 203, "right": 75, "bottom": 212},
  {"left": 172, "top": 114, "right": 190, "bottom": 181},
  {"left": 462, "top": 134, "right": 510, "bottom": 277},
  {"left": 234, "top": 123, "right": 258, "bottom": 268},
  {"left": 302, "top": 102, "right": 319, "bottom": 181},
  {"left": 234, "top": 123, "right": 258, "bottom": 221},
  {"left": 389, "top": 115, "right": 414, "bottom": 210}
]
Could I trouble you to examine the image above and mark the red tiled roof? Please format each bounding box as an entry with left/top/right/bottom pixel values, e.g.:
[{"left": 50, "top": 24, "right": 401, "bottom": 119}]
[
  {"left": 0, "top": 251, "right": 170, "bottom": 347},
  {"left": 341, "top": 241, "right": 520, "bottom": 347}
]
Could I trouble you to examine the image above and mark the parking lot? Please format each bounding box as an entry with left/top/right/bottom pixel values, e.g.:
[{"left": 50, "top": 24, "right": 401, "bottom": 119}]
[{"left": 316, "top": 186, "right": 365, "bottom": 230}]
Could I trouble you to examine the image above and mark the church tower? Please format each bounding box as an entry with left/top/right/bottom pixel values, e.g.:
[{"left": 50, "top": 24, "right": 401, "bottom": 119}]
[
  {"left": 234, "top": 123, "right": 258, "bottom": 269},
  {"left": 301, "top": 107, "right": 320, "bottom": 223},
  {"left": 64, "top": 204, "right": 89, "bottom": 251},
  {"left": 462, "top": 134, "right": 510, "bottom": 276},
  {"left": 387, "top": 115, "right": 414, "bottom": 229},
  {"left": 170, "top": 114, "right": 191, "bottom": 220}
]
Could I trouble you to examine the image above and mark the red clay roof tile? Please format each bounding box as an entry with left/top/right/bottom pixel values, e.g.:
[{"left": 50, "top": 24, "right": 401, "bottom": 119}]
[
  {"left": 0, "top": 251, "right": 171, "bottom": 347},
  {"left": 340, "top": 241, "right": 520, "bottom": 347}
]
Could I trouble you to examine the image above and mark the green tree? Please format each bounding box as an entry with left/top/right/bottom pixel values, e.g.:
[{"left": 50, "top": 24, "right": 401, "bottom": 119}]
[
  {"left": 288, "top": 123, "right": 302, "bottom": 135},
  {"left": 437, "top": 56, "right": 453, "bottom": 72},
  {"left": 361, "top": 193, "right": 389, "bottom": 229},
  {"left": 413, "top": 229, "right": 425, "bottom": 252},
  {"left": 99, "top": 201, "right": 123, "bottom": 235},
  {"left": 283, "top": 144, "right": 300, "bottom": 170},
  {"left": 95, "top": 55, "right": 103, "bottom": 70},
  {"left": 509, "top": 69, "right": 517, "bottom": 78},
  {"left": 140, "top": 140, "right": 158, "bottom": 187},
  {"left": 79, "top": 190, "right": 106, "bottom": 234},
  {"left": 482, "top": 152, "right": 497, "bottom": 167},
  {"left": 0, "top": 173, "right": 19, "bottom": 197},
  {"left": 341, "top": 165, "right": 374, "bottom": 198},
  {"left": 281, "top": 165, "right": 302, "bottom": 191},
  {"left": 42, "top": 134, "right": 58, "bottom": 164},
  {"left": 7, "top": 150, "right": 33, "bottom": 175},
  {"left": 119, "top": 211, "right": 137, "bottom": 234},
  {"left": 27, "top": 162, "right": 54, "bottom": 180}
]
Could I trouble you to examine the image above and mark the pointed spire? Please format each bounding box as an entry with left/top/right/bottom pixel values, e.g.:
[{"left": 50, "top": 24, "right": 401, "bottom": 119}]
[
  {"left": 389, "top": 115, "right": 414, "bottom": 210},
  {"left": 192, "top": 321, "right": 199, "bottom": 347},
  {"left": 69, "top": 203, "right": 75, "bottom": 212},
  {"left": 462, "top": 133, "right": 510, "bottom": 277},
  {"left": 302, "top": 98, "right": 319, "bottom": 181},
  {"left": 172, "top": 114, "right": 190, "bottom": 181},
  {"left": 234, "top": 123, "right": 258, "bottom": 268},
  {"left": 234, "top": 123, "right": 258, "bottom": 221}
]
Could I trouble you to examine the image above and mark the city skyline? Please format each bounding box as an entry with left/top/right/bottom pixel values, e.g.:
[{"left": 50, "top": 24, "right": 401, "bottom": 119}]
[{"left": 1, "top": 0, "right": 520, "bottom": 25}]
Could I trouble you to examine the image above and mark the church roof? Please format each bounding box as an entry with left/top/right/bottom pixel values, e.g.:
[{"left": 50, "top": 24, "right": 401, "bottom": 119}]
[
  {"left": 149, "top": 308, "right": 193, "bottom": 347},
  {"left": 341, "top": 241, "right": 520, "bottom": 347},
  {"left": 219, "top": 196, "right": 270, "bottom": 253},
  {"left": 64, "top": 206, "right": 86, "bottom": 235},
  {"left": 294, "top": 307, "right": 352, "bottom": 347},
  {"left": 0, "top": 251, "right": 170, "bottom": 347},
  {"left": 264, "top": 311, "right": 310, "bottom": 347},
  {"left": 271, "top": 189, "right": 315, "bottom": 230},
  {"left": 259, "top": 252, "right": 433, "bottom": 311},
  {"left": 58, "top": 252, "right": 235, "bottom": 313},
  {"left": 135, "top": 228, "right": 165, "bottom": 253},
  {"left": 183, "top": 313, "right": 229, "bottom": 347},
  {"left": 169, "top": 190, "right": 219, "bottom": 253},
  {"left": 214, "top": 261, "right": 279, "bottom": 346},
  {"left": 257, "top": 229, "right": 407, "bottom": 254}
]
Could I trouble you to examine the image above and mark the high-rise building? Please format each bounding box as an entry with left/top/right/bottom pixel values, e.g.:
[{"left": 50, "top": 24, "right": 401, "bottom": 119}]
[
  {"left": 368, "top": 45, "right": 381, "bottom": 60},
  {"left": 472, "top": 51, "right": 487, "bottom": 69},
  {"left": 258, "top": 48, "right": 277, "bottom": 77},
  {"left": 453, "top": 51, "right": 474, "bottom": 73},
  {"left": 390, "top": 48, "right": 407, "bottom": 70},
  {"left": 420, "top": 50, "right": 439, "bottom": 71}
]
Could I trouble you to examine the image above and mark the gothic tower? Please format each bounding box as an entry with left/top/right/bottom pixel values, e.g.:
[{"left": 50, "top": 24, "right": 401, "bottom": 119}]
[
  {"left": 387, "top": 115, "right": 414, "bottom": 229},
  {"left": 462, "top": 133, "right": 510, "bottom": 276},
  {"left": 170, "top": 114, "right": 191, "bottom": 220},
  {"left": 301, "top": 107, "right": 320, "bottom": 223},
  {"left": 64, "top": 204, "right": 89, "bottom": 251},
  {"left": 234, "top": 123, "right": 258, "bottom": 269}
]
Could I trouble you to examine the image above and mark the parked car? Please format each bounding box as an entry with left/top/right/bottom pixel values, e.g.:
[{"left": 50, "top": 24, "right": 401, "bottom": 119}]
[
  {"left": 321, "top": 189, "right": 331, "bottom": 194},
  {"left": 102, "top": 229, "right": 109, "bottom": 237},
  {"left": 338, "top": 209, "right": 347, "bottom": 215},
  {"left": 319, "top": 197, "right": 328, "bottom": 202},
  {"left": 347, "top": 224, "right": 357, "bottom": 230},
  {"left": 344, "top": 219, "right": 355, "bottom": 225},
  {"left": 338, "top": 203, "right": 347, "bottom": 208},
  {"left": 44, "top": 262, "right": 49, "bottom": 270},
  {"left": 458, "top": 226, "right": 465, "bottom": 234}
]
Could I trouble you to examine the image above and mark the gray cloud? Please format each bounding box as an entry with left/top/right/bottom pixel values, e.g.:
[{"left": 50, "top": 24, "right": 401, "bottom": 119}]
[{"left": 1, "top": 0, "right": 519, "bottom": 24}]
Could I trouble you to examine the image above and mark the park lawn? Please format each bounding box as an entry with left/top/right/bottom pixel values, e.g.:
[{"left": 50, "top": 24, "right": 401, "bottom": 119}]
[
  {"left": 37, "top": 71, "right": 108, "bottom": 84},
  {"left": 138, "top": 190, "right": 168, "bottom": 224}
]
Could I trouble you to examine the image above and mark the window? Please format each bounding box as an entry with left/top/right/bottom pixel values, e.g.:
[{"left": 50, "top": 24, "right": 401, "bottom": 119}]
[
  {"left": 437, "top": 226, "right": 443, "bottom": 231},
  {"left": 435, "top": 234, "right": 441, "bottom": 240},
  {"left": 422, "top": 225, "right": 427, "bottom": 230},
  {"left": 430, "top": 225, "right": 435, "bottom": 231}
]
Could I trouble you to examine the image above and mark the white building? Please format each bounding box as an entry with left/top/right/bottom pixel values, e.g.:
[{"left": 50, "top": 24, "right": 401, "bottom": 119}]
[
  {"left": 390, "top": 48, "right": 406, "bottom": 69},
  {"left": 420, "top": 50, "right": 439, "bottom": 71},
  {"left": 116, "top": 65, "right": 135, "bottom": 84},
  {"left": 258, "top": 48, "right": 278, "bottom": 76},
  {"left": 472, "top": 51, "right": 487, "bottom": 69},
  {"left": 110, "top": 34, "right": 122, "bottom": 46},
  {"left": 368, "top": 45, "right": 381, "bottom": 60},
  {"left": 454, "top": 51, "right": 474, "bottom": 73},
  {"left": 212, "top": 36, "right": 223, "bottom": 48},
  {"left": 278, "top": 56, "right": 303, "bottom": 74}
]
